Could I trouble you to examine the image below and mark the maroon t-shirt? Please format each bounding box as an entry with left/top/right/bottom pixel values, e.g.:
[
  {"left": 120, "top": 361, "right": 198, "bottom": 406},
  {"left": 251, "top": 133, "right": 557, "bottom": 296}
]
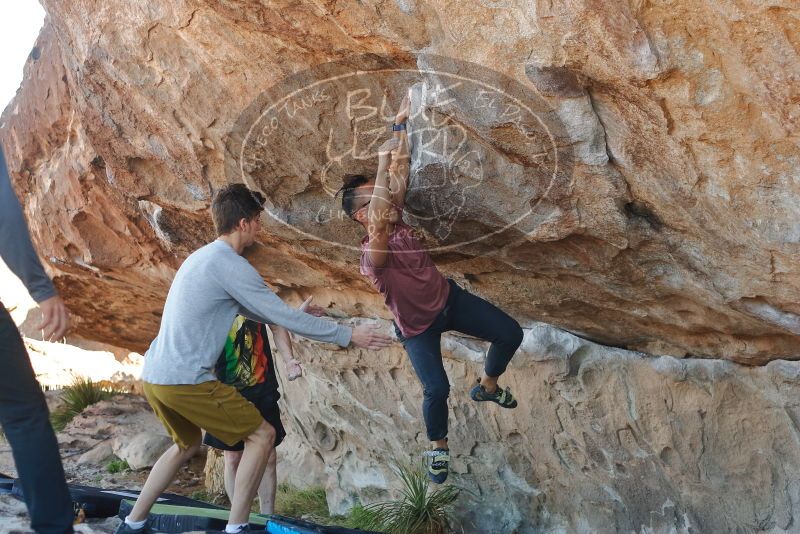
[{"left": 360, "top": 221, "right": 450, "bottom": 338}]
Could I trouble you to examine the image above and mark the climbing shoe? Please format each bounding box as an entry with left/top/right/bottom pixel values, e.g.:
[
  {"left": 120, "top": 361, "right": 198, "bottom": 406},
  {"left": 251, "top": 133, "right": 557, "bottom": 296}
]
[
  {"left": 203, "top": 528, "right": 249, "bottom": 534},
  {"left": 470, "top": 379, "right": 518, "bottom": 408},
  {"left": 114, "top": 520, "right": 154, "bottom": 534},
  {"left": 424, "top": 448, "right": 450, "bottom": 484}
]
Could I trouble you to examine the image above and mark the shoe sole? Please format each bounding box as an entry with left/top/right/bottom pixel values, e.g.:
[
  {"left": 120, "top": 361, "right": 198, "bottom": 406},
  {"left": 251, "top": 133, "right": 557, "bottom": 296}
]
[{"left": 470, "top": 391, "right": 517, "bottom": 409}]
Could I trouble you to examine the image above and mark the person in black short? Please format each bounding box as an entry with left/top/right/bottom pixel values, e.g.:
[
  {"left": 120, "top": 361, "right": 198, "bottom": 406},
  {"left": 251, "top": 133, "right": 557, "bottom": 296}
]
[{"left": 204, "top": 297, "right": 324, "bottom": 514}]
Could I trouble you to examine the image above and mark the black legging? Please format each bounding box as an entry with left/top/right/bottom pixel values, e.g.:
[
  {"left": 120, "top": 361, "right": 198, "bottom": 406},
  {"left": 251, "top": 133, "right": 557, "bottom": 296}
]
[
  {"left": 395, "top": 279, "right": 523, "bottom": 442},
  {"left": 0, "top": 305, "right": 73, "bottom": 533}
]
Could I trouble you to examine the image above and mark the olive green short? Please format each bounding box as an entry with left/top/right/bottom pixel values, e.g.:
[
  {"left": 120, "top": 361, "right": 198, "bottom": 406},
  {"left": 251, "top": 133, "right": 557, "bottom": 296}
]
[{"left": 143, "top": 381, "right": 263, "bottom": 450}]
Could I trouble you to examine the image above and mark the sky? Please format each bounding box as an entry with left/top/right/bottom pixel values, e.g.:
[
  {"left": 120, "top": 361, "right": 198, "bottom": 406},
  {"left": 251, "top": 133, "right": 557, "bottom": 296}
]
[{"left": 0, "top": 1, "right": 46, "bottom": 111}]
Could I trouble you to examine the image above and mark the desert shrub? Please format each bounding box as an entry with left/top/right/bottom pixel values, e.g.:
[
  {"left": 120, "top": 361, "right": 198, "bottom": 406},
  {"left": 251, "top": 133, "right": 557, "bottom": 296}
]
[
  {"left": 275, "top": 484, "right": 331, "bottom": 522},
  {"left": 353, "top": 463, "right": 459, "bottom": 534},
  {"left": 105, "top": 458, "right": 130, "bottom": 474},
  {"left": 50, "top": 377, "right": 115, "bottom": 431}
]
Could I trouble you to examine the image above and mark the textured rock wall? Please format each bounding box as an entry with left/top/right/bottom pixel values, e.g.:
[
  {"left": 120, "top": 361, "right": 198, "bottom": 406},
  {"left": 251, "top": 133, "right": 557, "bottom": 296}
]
[
  {"left": 2, "top": 1, "right": 799, "bottom": 532},
  {"left": 267, "top": 324, "right": 800, "bottom": 533}
]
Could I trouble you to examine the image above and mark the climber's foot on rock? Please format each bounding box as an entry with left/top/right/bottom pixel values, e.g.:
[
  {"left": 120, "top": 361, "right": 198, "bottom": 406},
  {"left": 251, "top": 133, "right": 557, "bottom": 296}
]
[
  {"left": 470, "top": 378, "right": 518, "bottom": 408},
  {"left": 424, "top": 447, "right": 450, "bottom": 484}
]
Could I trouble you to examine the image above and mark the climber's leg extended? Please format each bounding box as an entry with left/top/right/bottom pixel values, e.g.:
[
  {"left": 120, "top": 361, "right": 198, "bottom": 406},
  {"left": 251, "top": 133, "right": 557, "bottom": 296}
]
[
  {"left": 396, "top": 315, "right": 451, "bottom": 483},
  {"left": 444, "top": 280, "right": 523, "bottom": 408}
]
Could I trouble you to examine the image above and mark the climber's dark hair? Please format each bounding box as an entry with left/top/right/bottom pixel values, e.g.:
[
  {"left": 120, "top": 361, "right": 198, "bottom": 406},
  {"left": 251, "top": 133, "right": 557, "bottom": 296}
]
[
  {"left": 211, "top": 183, "right": 266, "bottom": 235},
  {"left": 338, "top": 174, "right": 372, "bottom": 219}
]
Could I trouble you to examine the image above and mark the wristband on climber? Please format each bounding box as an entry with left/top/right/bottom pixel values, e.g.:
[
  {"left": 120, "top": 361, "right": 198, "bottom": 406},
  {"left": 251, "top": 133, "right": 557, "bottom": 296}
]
[{"left": 392, "top": 123, "right": 407, "bottom": 131}]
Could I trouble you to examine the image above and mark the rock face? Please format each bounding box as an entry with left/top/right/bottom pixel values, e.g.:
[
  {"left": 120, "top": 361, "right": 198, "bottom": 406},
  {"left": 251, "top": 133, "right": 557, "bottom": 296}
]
[
  {"left": 203, "top": 327, "right": 800, "bottom": 532},
  {"left": 2, "top": 1, "right": 799, "bottom": 532},
  {"left": 270, "top": 329, "right": 800, "bottom": 533}
]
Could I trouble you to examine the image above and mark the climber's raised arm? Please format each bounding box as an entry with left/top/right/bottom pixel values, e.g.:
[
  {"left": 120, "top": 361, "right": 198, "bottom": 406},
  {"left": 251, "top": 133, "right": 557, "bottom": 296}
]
[
  {"left": 388, "top": 93, "right": 410, "bottom": 210},
  {"left": 363, "top": 137, "right": 400, "bottom": 266},
  {"left": 341, "top": 91, "right": 411, "bottom": 268}
]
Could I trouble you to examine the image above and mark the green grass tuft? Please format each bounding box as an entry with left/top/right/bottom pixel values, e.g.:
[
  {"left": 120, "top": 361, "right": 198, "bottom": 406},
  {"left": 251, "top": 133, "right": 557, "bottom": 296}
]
[
  {"left": 340, "top": 504, "right": 382, "bottom": 530},
  {"left": 355, "top": 463, "right": 459, "bottom": 534},
  {"left": 105, "top": 458, "right": 130, "bottom": 474},
  {"left": 275, "top": 483, "right": 331, "bottom": 522},
  {"left": 274, "top": 463, "right": 459, "bottom": 533},
  {"left": 50, "top": 377, "right": 116, "bottom": 431},
  {"left": 190, "top": 490, "right": 212, "bottom": 503}
]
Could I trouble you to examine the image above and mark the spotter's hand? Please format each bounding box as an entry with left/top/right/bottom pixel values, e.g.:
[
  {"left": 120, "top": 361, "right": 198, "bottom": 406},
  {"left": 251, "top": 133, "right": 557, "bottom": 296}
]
[
  {"left": 38, "top": 295, "right": 70, "bottom": 341},
  {"left": 350, "top": 323, "right": 393, "bottom": 350},
  {"left": 287, "top": 359, "right": 303, "bottom": 381},
  {"left": 299, "top": 296, "right": 328, "bottom": 317}
]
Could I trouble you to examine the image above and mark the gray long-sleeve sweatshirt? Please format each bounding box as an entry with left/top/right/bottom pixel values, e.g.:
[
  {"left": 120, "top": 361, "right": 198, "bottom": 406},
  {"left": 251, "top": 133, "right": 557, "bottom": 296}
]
[
  {"left": 0, "top": 146, "right": 57, "bottom": 304},
  {"left": 141, "top": 239, "right": 352, "bottom": 384}
]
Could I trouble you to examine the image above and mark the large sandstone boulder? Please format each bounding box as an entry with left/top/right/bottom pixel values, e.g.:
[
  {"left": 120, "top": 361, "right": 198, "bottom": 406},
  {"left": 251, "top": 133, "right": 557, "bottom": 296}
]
[
  {"left": 2, "top": 1, "right": 799, "bottom": 532},
  {"left": 1, "top": 0, "right": 797, "bottom": 362}
]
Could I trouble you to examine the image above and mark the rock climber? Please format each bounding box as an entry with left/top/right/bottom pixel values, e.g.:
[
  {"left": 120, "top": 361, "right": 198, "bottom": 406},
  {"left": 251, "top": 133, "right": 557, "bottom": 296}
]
[{"left": 338, "top": 91, "right": 525, "bottom": 484}]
